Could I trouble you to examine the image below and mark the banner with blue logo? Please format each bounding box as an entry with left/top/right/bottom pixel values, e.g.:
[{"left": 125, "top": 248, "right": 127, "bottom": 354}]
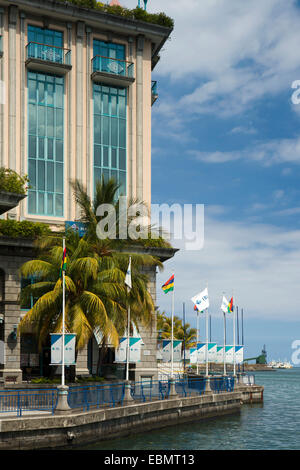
[
  {"left": 50, "top": 334, "right": 76, "bottom": 365},
  {"left": 115, "top": 337, "right": 143, "bottom": 363},
  {"left": 162, "top": 340, "right": 182, "bottom": 363}
]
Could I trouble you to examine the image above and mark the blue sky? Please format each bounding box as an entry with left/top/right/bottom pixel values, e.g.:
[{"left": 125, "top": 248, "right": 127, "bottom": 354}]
[{"left": 125, "top": 0, "right": 300, "bottom": 362}]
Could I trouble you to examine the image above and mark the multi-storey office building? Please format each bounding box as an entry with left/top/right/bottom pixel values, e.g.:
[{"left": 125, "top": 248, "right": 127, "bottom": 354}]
[{"left": 0, "top": 0, "right": 176, "bottom": 383}]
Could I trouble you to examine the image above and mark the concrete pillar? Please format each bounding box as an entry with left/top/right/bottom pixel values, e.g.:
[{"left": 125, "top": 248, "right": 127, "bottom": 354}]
[
  {"left": 76, "top": 343, "right": 90, "bottom": 376},
  {"left": 86, "top": 26, "right": 92, "bottom": 199},
  {"left": 54, "top": 385, "right": 71, "bottom": 415},
  {"left": 123, "top": 380, "right": 133, "bottom": 403},
  {"left": 0, "top": 7, "right": 4, "bottom": 168},
  {"left": 75, "top": 21, "right": 84, "bottom": 218},
  {"left": 8, "top": 5, "right": 18, "bottom": 172},
  {"left": 135, "top": 35, "right": 144, "bottom": 200},
  {"left": 168, "top": 377, "right": 177, "bottom": 397},
  {"left": 67, "top": 22, "right": 73, "bottom": 221}
]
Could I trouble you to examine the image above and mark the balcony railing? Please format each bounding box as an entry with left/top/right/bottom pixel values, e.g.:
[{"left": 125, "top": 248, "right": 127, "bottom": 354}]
[
  {"left": 26, "top": 42, "right": 71, "bottom": 66},
  {"left": 92, "top": 55, "right": 134, "bottom": 79},
  {"left": 152, "top": 80, "right": 158, "bottom": 105}
]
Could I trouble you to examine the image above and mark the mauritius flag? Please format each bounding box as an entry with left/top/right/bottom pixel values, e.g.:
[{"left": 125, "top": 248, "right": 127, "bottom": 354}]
[
  {"left": 59, "top": 247, "right": 67, "bottom": 278},
  {"left": 162, "top": 274, "right": 174, "bottom": 294},
  {"left": 228, "top": 297, "right": 234, "bottom": 313}
]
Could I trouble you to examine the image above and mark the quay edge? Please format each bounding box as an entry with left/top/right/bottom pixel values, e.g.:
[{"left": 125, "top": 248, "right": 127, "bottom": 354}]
[{"left": 0, "top": 385, "right": 263, "bottom": 450}]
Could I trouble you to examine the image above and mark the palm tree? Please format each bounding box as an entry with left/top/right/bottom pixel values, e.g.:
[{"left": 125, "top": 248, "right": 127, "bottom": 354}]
[
  {"left": 18, "top": 178, "right": 165, "bottom": 376},
  {"left": 157, "top": 311, "right": 197, "bottom": 349}
]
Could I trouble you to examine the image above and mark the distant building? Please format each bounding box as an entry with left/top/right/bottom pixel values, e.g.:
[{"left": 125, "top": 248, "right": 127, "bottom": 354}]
[{"left": 0, "top": 0, "right": 176, "bottom": 383}]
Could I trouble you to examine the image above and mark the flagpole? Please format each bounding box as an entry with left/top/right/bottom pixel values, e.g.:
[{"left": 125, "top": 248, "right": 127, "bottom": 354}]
[
  {"left": 223, "top": 311, "right": 227, "bottom": 376},
  {"left": 126, "top": 290, "right": 130, "bottom": 382},
  {"left": 62, "top": 237, "right": 65, "bottom": 388},
  {"left": 233, "top": 303, "right": 236, "bottom": 377},
  {"left": 125, "top": 256, "right": 132, "bottom": 383},
  {"left": 171, "top": 285, "right": 174, "bottom": 379},
  {"left": 205, "top": 307, "right": 209, "bottom": 377},
  {"left": 196, "top": 310, "right": 199, "bottom": 375}
]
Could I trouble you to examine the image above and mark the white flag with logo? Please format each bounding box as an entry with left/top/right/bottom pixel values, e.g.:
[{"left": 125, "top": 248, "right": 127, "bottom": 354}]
[
  {"left": 125, "top": 257, "right": 132, "bottom": 290},
  {"left": 221, "top": 296, "right": 229, "bottom": 314},
  {"left": 191, "top": 287, "right": 209, "bottom": 312}
]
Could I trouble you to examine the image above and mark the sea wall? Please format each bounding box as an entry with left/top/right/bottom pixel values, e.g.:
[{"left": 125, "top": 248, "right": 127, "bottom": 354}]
[{"left": 0, "top": 385, "right": 263, "bottom": 450}]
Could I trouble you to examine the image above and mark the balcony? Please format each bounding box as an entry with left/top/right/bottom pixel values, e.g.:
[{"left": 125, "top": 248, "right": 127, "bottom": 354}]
[
  {"left": 25, "top": 42, "right": 72, "bottom": 74},
  {"left": 152, "top": 80, "right": 158, "bottom": 105},
  {"left": 91, "top": 55, "right": 135, "bottom": 87}
]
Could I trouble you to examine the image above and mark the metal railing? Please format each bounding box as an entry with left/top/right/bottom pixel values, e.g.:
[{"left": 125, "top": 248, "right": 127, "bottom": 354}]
[
  {"left": 0, "top": 389, "right": 57, "bottom": 417},
  {"left": 240, "top": 374, "right": 255, "bottom": 386},
  {"left": 26, "top": 42, "right": 71, "bottom": 66},
  {"left": 92, "top": 55, "right": 134, "bottom": 78},
  {"left": 67, "top": 382, "right": 125, "bottom": 411},
  {"left": 0, "top": 376, "right": 237, "bottom": 417},
  {"left": 210, "top": 376, "right": 235, "bottom": 393}
]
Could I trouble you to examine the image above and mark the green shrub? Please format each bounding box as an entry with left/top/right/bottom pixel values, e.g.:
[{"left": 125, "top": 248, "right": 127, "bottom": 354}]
[
  {"left": 57, "top": 1, "right": 174, "bottom": 29},
  {"left": 0, "top": 168, "right": 29, "bottom": 195},
  {"left": 0, "top": 219, "right": 51, "bottom": 239}
]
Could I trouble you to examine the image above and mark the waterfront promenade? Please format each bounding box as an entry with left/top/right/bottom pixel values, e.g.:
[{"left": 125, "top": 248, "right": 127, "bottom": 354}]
[{"left": 0, "top": 376, "right": 263, "bottom": 450}]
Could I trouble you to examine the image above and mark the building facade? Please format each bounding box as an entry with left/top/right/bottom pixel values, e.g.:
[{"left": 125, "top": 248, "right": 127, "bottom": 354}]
[{"left": 0, "top": 0, "right": 175, "bottom": 383}]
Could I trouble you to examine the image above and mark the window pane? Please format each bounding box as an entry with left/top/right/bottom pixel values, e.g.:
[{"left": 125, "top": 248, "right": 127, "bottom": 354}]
[
  {"left": 119, "top": 149, "right": 126, "bottom": 170},
  {"left": 119, "top": 119, "right": 126, "bottom": 148},
  {"left": 47, "top": 161, "right": 54, "bottom": 192},
  {"left": 29, "top": 136, "right": 36, "bottom": 158},
  {"left": 28, "top": 191, "right": 37, "bottom": 214},
  {"left": 55, "top": 194, "right": 63, "bottom": 216},
  {"left": 56, "top": 163, "right": 63, "bottom": 193},
  {"left": 102, "top": 116, "right": 109, "bottom": 146},
  {"left": 38, "top": 161, "right": 45, "bottom": 190},
  {"left": 55, "top": 140, "right": 63, "bottom": 161},
  {"left": 28, "top": 159, "right": 36, "bottom": 189},
  {"left": 111, "top": 118, "right": 118, "bottom": 147},
  {"left": 38, "top": 192, "right": 45, "bottom": 214},
  {"left": 48, "top": 138, "right": 54, "bottom": 160}
]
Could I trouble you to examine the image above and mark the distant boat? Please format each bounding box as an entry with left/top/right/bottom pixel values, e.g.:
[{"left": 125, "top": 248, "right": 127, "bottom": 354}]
[{"left": 268, "top": 360, "right": 293, "bottom": 369}]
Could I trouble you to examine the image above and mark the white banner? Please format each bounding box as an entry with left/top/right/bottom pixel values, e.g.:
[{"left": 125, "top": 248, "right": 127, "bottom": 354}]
[
  {"left": 216, "top": 346, "right": 224, "bottom": 364},
  {"left": 208, "top": 342, "right": 217, "bottom": 362},
  {"left": 190, "top": 347, "right": 197, "bottom": 364},
  {"left": 115, "top": 337, "right": 142, "bottom": 363},
  {"left": 197, "top": 342, "right": 206, "bottom": 364},
  {"left": 225, "top": 345, "right": 234, "bottom": 365},
  {"left": 191, "top": 288, "right": 209, "bottom": 312},
  {"left": 235, "top": 345, "right": 244, "bottom": 364},
  {"left": 162, "top": 340, "right": 182, "bottom": 363},
  {"left": 50, "top": 334, "right": 76, "bottom": 365}
]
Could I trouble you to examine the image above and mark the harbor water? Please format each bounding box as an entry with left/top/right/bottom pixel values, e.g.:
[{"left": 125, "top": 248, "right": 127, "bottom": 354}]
[{"left": 78, "top": 368, "right": 300, "bottom": 450}]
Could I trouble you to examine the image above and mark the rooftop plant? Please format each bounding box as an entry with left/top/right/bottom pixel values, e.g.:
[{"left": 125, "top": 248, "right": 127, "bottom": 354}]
[
  {"left": 57, "top": 1, "right": 174, "bottom": 29},
  {"left": 0, "top": 168, "right": 29, "bottom": 195},
  {"left": 0, "top": 219, "right": 51, "bottom": 239}
]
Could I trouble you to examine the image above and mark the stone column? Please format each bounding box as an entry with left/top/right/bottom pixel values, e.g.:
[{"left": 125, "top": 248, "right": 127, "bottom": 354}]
[
  {"left": 75, "top": 343, "right": 89, "bottom": 377},
  {"left": 135, "top": 35, "right": 144, "bottom": 200},
  {"left": 8, "top": 5, "right": 18, "bottom": 172},
  {"left": 134, "top": 265, "right": 158, "bottom": 382},
  {"left": 2, "top": 255, "right": 25, "bottom": 384},
  {"left": 0, "top": 7, "right": 4, "bottom": 168}
]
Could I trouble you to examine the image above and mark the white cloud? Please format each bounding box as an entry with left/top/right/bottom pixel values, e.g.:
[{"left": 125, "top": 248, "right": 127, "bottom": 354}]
[
  {"left": 156, "top": 212, "right": 300, "bottom": 324},
  {"left": 188, "top": 136, "right": 300, "bottom": 166}
]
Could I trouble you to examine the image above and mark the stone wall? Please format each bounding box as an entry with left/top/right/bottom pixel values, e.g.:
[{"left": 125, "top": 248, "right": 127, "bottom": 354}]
[
  {"left": 0, "top": 391, "right": 243, "bottom": 450},
  {"left": 0, "top": 252, "right": 32, "bottom": 383}
]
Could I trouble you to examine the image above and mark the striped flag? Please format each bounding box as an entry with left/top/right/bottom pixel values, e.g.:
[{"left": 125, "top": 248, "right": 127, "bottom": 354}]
[
  {"left": 162, "top": 274, "right": 174, "bottom": 294},
  {"left": 59, "top": 247, "right": 67, "bottom": 278}
]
